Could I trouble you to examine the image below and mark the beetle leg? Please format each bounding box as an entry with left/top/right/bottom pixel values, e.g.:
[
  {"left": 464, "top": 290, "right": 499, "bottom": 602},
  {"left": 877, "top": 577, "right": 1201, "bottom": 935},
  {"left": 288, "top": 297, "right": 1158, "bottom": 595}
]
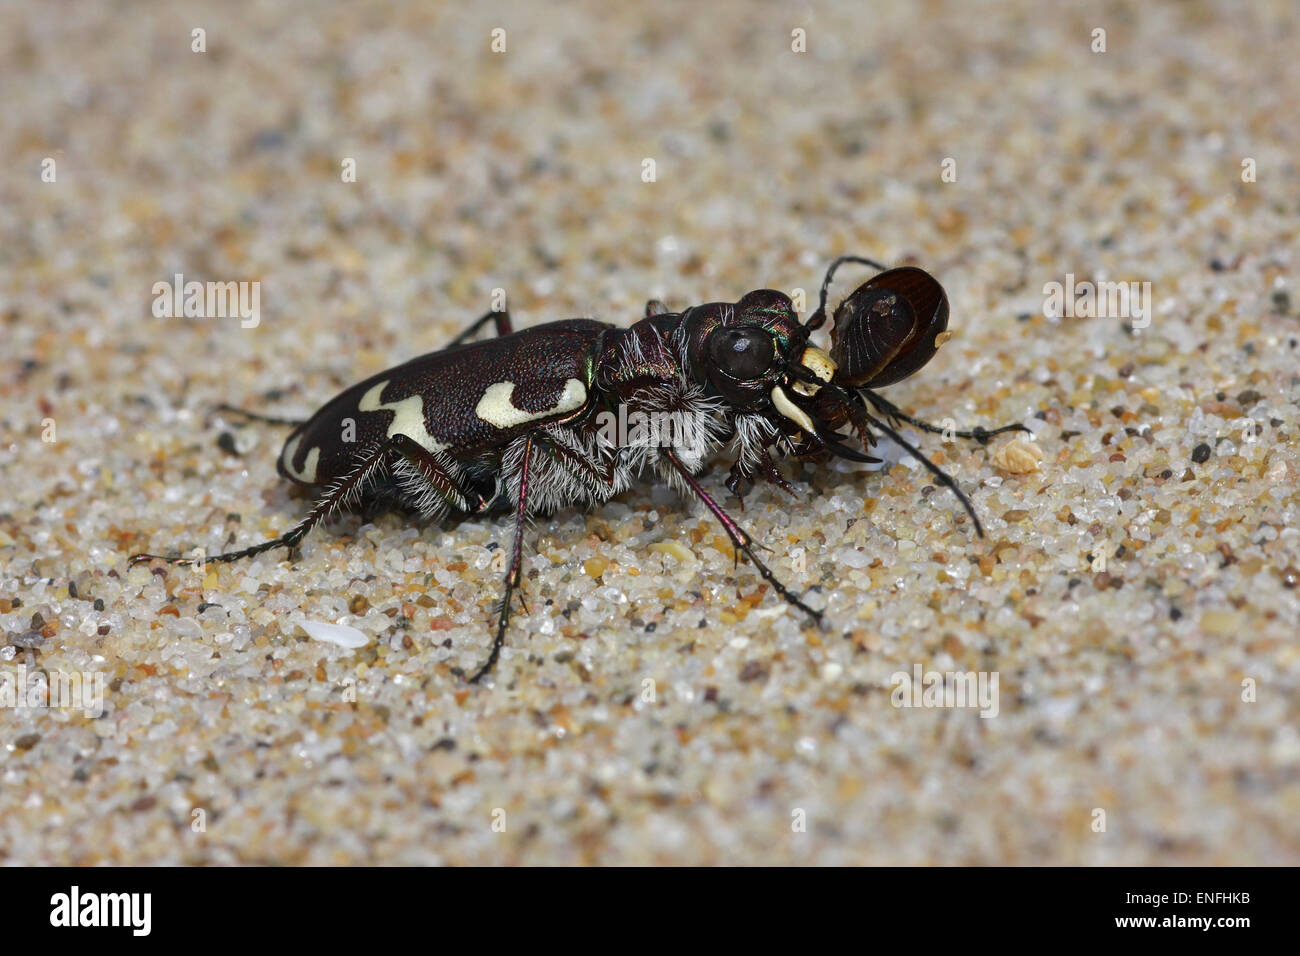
[
  {"left": 644, "top": 299, "right": 670, "bottom": 318},
  {"left": 129, "top": 435, "right": 481, "bottom": 568},
  {"left": 129, "top": 437, "right": 403, "bottom": 568},
  {"left": 444, "top": 308, "right": 514, "bottom": 348},
  {"left": 214, "top": 403, "right": 305, "bottom": 427},
  {"left": 468, "top": 435, "right": 535, "bottom": 683},
  {"left": 724, "top": 463, "right": 753, "bottom": 508},
  {"left": 805, "top": 255, "right": 889, "bottom": 333},
  {"left": 662, "top": 449, "right": 823, "bottom": 627},
  {"left": 863, "top": 391, "right": 1029, "bottom": 444},
  {"left": 755, "top": 447, "right": 798, "bottom": 498},
  {"left": 387, "top": 435, "right": 487, "bottom": 514},
  {"left": 531, "top": 430, "right": 620, "bottom": 494}
]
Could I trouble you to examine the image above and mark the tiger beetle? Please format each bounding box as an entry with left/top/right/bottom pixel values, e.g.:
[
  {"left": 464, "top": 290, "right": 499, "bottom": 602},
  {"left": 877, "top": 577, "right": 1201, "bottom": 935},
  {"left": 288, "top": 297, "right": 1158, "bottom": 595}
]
[{"left": 131, "top": 256, "right": 1028, "bottom": 683}]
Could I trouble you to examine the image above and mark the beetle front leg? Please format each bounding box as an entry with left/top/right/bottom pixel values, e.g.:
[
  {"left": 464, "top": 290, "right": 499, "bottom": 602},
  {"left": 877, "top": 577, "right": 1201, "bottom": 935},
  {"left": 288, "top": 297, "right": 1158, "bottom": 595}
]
[
  {"left": 862, "top": 391, "right": 1029, "bottom": 444},
  {"left": 662, "top": 449, "right": 823, "bottom": 627},
  {"left": 724, "top": 462, "right": 755, "bottom": 506},
  {"left": 444, "top": 308, "right": 514, "bottom": 349}
]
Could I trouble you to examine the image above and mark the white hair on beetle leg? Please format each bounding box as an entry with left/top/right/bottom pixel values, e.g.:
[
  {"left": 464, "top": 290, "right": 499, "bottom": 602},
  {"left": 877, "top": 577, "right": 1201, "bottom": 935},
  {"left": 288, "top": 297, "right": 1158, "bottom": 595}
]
[
  {"left": 731, "top": 413, "right": 779, "bottom": 476},
  {"left": 295, "top": 441, "right": 395, "bottom": 538},
  {"left": 499, "top": 426, "right": 631, "bottom": 516},
  {"left": 389, "top": 447, "right": 469, "bottom": 518},
  {"left": 617, "top": 378, "right": 730, "bottom": 482}
]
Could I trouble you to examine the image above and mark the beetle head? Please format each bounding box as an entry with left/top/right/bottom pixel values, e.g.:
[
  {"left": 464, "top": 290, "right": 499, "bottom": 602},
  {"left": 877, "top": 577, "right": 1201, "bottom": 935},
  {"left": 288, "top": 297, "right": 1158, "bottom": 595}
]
[
  {"left": 682, "top": 262, "right": 956, "bottom": 473},
  {"left": 682, "top": 289, "right": 840, "bottom": 421},
  {"left": 685, "top": 257, "right": 1006, "bottom": 536},
  {"left": 747, "top": 260, "right": 955, "bottom": 465},
  {"left": 682, "top": 289, "right": 788, "bottom": 403},
  {"left": 684, "top": 263, "right": 952, "bottom": 444}
]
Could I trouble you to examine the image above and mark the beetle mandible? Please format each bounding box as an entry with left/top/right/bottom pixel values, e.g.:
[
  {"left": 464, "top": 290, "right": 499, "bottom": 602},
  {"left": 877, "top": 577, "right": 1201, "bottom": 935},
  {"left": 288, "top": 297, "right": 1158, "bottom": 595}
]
[{"left": 131, "top": 256, "right": 1028, "bottom": 682}]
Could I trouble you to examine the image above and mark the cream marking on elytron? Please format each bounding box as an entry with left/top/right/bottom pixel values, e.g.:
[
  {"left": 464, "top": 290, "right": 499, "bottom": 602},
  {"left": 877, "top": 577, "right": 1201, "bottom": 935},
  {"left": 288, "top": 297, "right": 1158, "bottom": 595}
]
[
  {"left": 280, "top": 434, "right": 320, "bottom": 484},
  {"left": 475, "top": 379, "right": 587, "bottom": 429},
  {"left": 358, "top": 379, "right": 446, "bottom": 452}
]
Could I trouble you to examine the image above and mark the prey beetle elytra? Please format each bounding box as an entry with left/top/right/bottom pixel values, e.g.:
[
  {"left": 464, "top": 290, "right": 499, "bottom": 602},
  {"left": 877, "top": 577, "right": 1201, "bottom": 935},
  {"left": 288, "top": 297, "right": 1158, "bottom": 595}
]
[{"left": 131, "top": 256, "right": 1028, "bottom": 682}]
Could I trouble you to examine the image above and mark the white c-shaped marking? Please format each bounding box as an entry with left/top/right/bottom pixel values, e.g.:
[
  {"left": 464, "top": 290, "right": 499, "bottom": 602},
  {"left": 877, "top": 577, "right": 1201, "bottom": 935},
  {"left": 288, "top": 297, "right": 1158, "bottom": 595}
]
[
  {"left": 475, "top": 379, "right": 587, "bottom": 429},
  {"left": 359, "top": 379, "right": 446, "bottom": 452},
  {"left": 281, "top": 434, "right": 321, "bottom": 483}
]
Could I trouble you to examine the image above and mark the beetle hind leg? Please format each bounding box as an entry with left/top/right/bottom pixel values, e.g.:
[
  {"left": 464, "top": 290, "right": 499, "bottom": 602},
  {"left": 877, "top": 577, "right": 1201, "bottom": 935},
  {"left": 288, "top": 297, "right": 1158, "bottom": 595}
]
[
  {"left": 129, "top": 434, "right": 480, "bottom": 569},
  {"left": 129, "top": 439, "right": 396, "bottom": 569}
]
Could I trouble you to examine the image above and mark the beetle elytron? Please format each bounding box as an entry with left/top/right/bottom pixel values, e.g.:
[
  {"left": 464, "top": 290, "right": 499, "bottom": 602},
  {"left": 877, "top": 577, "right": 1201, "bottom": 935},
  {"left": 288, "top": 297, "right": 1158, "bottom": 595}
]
[{"left": 131, "top": 256, "right": 1027, "bottom": 682}]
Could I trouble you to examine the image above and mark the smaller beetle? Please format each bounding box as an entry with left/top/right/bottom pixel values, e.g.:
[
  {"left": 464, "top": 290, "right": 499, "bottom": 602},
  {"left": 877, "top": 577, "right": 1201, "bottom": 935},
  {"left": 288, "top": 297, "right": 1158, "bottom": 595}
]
[{"left": 132, "top": 256, "right": 1028, "bottom": 682}]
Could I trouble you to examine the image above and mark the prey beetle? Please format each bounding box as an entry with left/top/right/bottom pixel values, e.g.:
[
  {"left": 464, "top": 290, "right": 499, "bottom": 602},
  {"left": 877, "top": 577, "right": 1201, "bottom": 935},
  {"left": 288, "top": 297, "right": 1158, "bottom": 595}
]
[{"left": 131, "top": 256, "right": 1027, "bottom": 682}]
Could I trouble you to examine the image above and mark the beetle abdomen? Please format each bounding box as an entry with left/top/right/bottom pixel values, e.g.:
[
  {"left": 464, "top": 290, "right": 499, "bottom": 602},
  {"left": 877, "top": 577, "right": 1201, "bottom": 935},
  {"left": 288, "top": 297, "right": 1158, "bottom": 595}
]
[{"left": 278, "top": 320, "right": 610, "bottom": 486}]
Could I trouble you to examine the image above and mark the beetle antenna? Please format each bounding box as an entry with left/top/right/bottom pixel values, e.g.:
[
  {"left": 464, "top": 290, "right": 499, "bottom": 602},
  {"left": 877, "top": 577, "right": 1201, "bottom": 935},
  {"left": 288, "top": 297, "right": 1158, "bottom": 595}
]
[
  {"left": 804, "top": 255, "right": 889, "bottom": 334},
  {"left": 862, "top": 411, "right": 986, "bottom": 537}
]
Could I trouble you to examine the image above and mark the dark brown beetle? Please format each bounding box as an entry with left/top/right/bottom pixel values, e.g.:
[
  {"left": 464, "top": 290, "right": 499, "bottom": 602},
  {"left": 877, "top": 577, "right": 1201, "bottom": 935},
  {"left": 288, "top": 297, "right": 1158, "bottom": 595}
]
[{"left": 132, "top": 255, "right": 1027, "bottom": 682}]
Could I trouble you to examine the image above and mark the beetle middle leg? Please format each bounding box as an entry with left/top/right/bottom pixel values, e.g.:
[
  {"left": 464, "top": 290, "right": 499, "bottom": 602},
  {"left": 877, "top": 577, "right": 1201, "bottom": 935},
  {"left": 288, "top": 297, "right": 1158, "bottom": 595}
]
[
  {"left": 662, "top": 448, "right": 823, "bottom": 626},
  {"left": 467, "top": 434, "right": 536, "bottom": 683},
  {"left": 464, "top": 430, "right": 620, "bottom": 683}
]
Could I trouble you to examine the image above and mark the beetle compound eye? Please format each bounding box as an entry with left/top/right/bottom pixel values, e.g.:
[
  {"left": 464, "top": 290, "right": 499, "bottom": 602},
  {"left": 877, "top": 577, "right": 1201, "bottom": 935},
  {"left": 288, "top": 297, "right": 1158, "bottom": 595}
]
[{"left": 710, "top": 328, "right": 775, "bottom": 380}]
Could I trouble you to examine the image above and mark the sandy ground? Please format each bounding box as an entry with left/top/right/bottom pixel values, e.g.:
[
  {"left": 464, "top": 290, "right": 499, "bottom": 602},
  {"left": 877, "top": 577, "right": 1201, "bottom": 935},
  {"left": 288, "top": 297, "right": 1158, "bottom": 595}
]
[{"left": 1, "top": 0, "right": 1297, "bottom": 864}]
